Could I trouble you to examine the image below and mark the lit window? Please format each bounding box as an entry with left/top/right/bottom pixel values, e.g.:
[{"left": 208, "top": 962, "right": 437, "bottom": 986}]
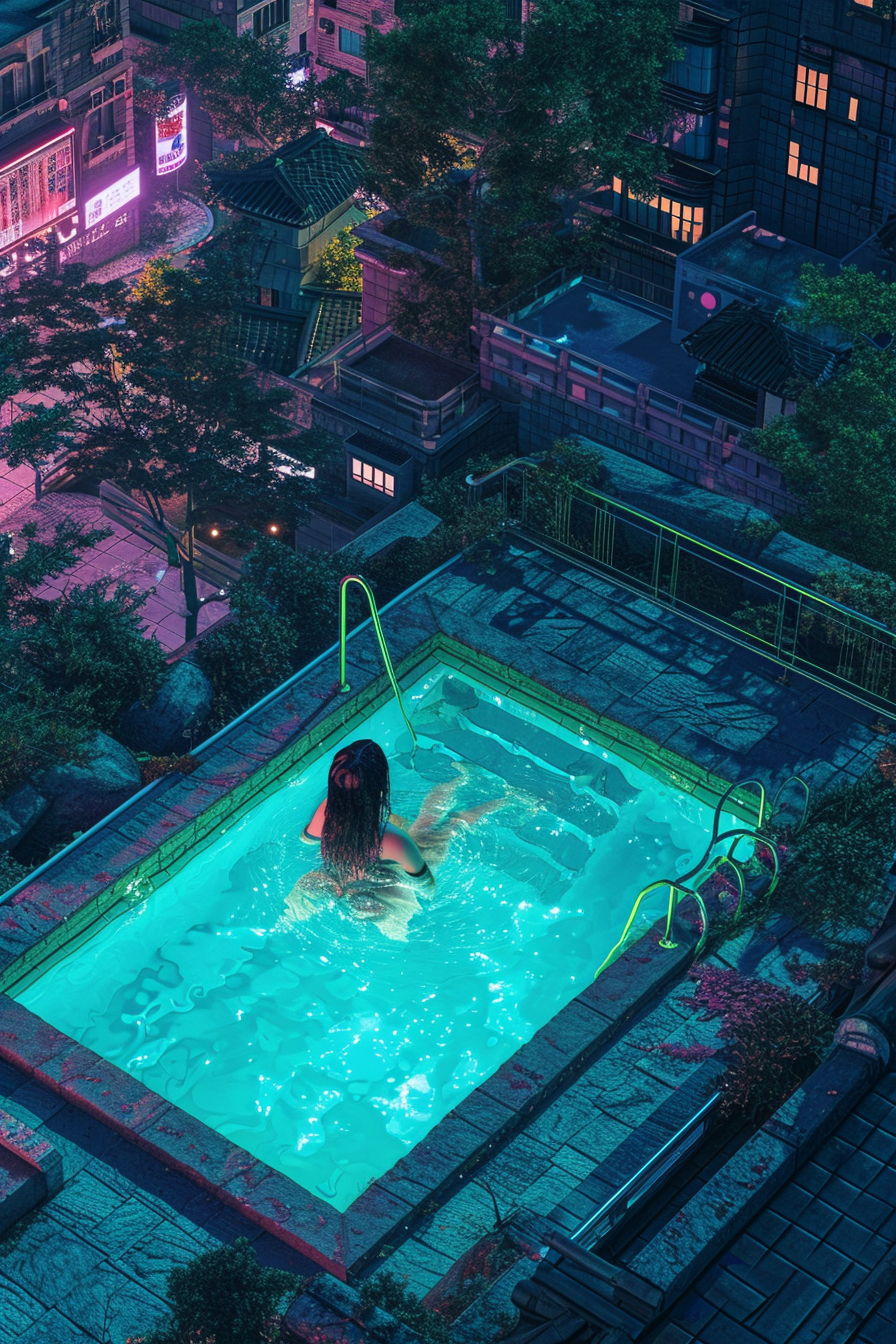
[
  {"left": 338, "top": 27, "right": 366, "bottom": 58},
  {"left": 352, "top": 457, "right": 394, "bottom": 496},
  {"left": 787, "top": 140, "right": 819, "bottom": 185},
  {"left": 610, "top": 179, "right": 704, "bottom": 243},
  {"left": 795, "top": 64, "right": 828, "bottom": 109},
  {"left": 848, "top": 96, "right": 859, "bottom": 121}
]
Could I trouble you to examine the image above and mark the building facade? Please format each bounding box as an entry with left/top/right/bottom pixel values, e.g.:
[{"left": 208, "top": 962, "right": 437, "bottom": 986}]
[
  {"left": 0, "top": 0, "right": 138, "bottom": 276},
  {"left": 591, "top": 0, "right": 896, "bottom": 306},
  {"left": 131, "top": 0, "right": 313, "bottom": 63}
]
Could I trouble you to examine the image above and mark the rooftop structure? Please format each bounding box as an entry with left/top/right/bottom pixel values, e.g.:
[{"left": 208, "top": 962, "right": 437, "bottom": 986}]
[
  {"left": 508, "top": 275, "right": 699, "bottom": 402},
  {"left": 672, "top": 212, "right": 841, "bottom": 341},
  {"left": 681, "top": 300, "right": 845, "bottom": 427}
]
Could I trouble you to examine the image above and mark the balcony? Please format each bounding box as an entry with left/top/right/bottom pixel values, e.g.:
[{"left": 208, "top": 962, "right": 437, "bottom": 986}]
[
  {"left": 83, "top": 132, "right": 125, "bottom": 166},
  {"left": 0, "top": 84, "right": 58, "bottom": 129},
  {"left": 92, "top": 30, "right": 124, "bottom": 62}
]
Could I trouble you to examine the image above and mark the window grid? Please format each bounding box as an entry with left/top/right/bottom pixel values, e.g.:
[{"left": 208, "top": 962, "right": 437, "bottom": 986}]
[
  {"left": 338, "top": 26, "right": 366, "bottom": 57},
  {"left": 352, "top": 457, "right": 394, "bottom": 496},
  {"left": 612, "top": 179, "right": 704, "bottom": 244},
  {"left": 787, "top": 140, "right": 819, "bottom": 185},
  {"left": 795, "top": 64, "right": 828, "bottom": 109}
]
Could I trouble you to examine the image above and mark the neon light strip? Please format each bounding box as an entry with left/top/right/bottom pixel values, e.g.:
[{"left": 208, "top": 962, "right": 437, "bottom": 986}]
[{"left": 0, "top": 126, "right": 74, "bottom": 176}]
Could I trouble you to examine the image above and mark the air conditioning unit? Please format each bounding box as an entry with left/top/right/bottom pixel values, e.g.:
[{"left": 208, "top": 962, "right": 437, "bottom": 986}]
[
  {"left": 319, "top": 17, "right": 335, "bottom": 33},
  {"left": 877, "top": 135, "right": 894, "bottom": 153}
]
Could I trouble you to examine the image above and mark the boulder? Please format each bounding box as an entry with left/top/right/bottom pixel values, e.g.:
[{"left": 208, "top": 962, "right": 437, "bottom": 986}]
[
  {"left": 116, "top": 659, "right": 214, "bottom": 756},
  {"left": 25, "top": 732, "right": 142, "bottom": 851},
  {"left": 0, "top": 785, "right": 48, "bottom": 854}
]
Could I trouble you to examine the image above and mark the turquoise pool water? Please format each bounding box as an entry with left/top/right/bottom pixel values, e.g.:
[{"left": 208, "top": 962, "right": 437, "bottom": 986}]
[{"left": 17, "top": 666, "right": 743, "bottom": 1210}]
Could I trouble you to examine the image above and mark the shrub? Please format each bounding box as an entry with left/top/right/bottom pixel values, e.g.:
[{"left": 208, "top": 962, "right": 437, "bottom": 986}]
[
  {"left": 773, "top": 770, "right": 896, "bottom": 937},
  {"left": 784, "top": 943, "right": 866, "bottom": 995},
  {"left": 16, "top": 582, "right": 166, "bottom": 732},
  {"left": 688, "top": 965, "right": 833, "bottom": 1123},
  {"left": 196, "top": 542, "right": 350, "bottom": 729},
  {"left": 137, "top": 1238, "right": 298, "bottom": 1344},
  {"left": 359, "top": 1272, "right": 450, "bottom": 1344}
]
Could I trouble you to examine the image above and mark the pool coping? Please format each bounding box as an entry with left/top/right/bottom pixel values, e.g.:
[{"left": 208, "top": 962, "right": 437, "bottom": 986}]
[{"left": 0, "top": 605, "right": 756, "bottom": 1277}]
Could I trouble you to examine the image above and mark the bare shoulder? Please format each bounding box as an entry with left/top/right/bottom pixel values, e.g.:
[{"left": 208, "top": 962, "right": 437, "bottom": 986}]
[{"left": 380, "top": 823, "right": 426, "bottom": 875}]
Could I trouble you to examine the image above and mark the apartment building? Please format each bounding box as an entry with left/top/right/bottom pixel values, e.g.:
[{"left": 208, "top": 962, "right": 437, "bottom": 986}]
[
  {"left": 131, "top": 0, "right": 313, "bottom": 62},
  {"left": 0, "top": 0, "right": 138, "bottom": 275},
  {"left": 591, "top": 0, "right": 896, "bottom": 306}
]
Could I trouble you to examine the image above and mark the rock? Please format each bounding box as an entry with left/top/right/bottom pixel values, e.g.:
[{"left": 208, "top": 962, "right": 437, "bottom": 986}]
[
  {"left": 116, "top": 659, "right": 213, "bottom": 756},
  {"left": 0, "top": 785, "right": 48, "bottom": 854},
  {"left": 25, "top": 732, "right": 142, "bottom": 851}
]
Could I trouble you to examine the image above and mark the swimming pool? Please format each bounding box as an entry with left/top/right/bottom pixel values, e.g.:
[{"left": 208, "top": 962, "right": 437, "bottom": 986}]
[{"left": 15, "top": 664, "right": 744, "bottom": 1211}]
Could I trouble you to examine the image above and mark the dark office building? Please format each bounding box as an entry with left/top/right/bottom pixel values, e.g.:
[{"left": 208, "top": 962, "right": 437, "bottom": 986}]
[{"left": 590, "top": 0, "right": 896, "bottom": 305}]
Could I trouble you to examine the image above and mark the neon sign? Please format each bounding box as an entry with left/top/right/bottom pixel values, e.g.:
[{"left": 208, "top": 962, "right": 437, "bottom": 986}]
[
  {"left": 84, "top": 168, "right": 140, "bottom": 229},
  {"left": 155, "top": 98, "right": 187, "bottom": 176}
]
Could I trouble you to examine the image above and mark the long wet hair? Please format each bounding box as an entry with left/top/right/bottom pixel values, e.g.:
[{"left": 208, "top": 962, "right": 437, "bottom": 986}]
[{"left": 320, "top": 739, "right": 391, "bottom": 883}]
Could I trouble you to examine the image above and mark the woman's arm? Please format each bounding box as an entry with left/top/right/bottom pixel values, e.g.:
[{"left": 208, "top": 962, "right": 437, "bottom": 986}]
[{"left": 381, "top": 824, "right": 427, "bottom": 876}]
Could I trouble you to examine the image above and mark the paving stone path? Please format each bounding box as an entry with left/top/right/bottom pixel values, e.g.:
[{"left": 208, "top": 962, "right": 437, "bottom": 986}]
[{"left": 0, "top": 1056, "right": 316, "bottom": 1344}]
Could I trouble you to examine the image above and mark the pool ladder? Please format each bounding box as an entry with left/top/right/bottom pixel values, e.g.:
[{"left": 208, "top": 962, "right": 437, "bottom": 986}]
[
  {"left": 595, "top": 774, "right": 809, "bottom": 977},
  {"left": 338, "top": 575, "right": 417, "bottom": 746}
]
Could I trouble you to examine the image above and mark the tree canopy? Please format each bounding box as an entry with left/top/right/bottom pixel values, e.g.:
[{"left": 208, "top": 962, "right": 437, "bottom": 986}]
[
  {"left": 749, "top": 265, "right": 896, "bottom": 578},
  {"left": 0, "top": 233, "right": 330, "bottom": 639},
  {"left": 135, "top": 24, "right": 315, "bottom": 153},
  {"left": 365, "top": 0, "right": 680, "bottom": 290},
  {"left": 135, "top": 23, "right": 367, "bottom": 161}
]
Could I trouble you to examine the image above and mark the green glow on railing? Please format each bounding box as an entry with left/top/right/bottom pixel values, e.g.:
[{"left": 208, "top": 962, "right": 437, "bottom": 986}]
[
  {"left": 594, "top": 774, "right": 800, "bottom": 979},
  {"left": 338, "top": 575, "right": 417, "bottom": 746}
]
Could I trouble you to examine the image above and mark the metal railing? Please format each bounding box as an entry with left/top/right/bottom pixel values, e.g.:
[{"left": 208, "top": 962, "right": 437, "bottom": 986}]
[
  {"left": 569, "top": 1091, "right": 721, "bottom": 1250},
  {"left": 0, "top": 84, "right": 58, "bottom": 126},
  {"left": 338, "top": 574, "right": 417, "bottom": 744},
  {"left": 515, "top": 474, "right": 896, "bottom": 715},
  {"left": 83, "top": 132, "right": 125, "bottom": 165}
]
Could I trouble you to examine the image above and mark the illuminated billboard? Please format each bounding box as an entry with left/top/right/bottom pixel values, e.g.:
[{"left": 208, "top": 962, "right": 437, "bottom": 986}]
[
  {"left": 155, "top": 98, "right": 188, "bottom": 176},
  {"left": 0, "top": 127, "right": 76, "bottom": 252},
  {"left": 84, "top": 167, "right": 141, "bottom": 229}
]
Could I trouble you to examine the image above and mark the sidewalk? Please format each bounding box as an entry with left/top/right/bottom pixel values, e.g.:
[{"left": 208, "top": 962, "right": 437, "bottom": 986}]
[{"left": 9, "top": 492, "right": 230, "bottom": 653}]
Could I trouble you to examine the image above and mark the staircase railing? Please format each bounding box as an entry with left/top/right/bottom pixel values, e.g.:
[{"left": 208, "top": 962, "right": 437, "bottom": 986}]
[
  {"left": 338, "top": 574, "right": 417, "bottom": 745},
  {"left": 595, "top": 775, "right": 808, "bottom": 977}
]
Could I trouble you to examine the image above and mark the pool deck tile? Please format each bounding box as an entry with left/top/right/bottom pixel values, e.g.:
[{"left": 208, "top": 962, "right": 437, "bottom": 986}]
[
  {"left": 221, "top": 1164, "right": 348, "bottom": 1273},
  {"left": 377, "top": 1112, "right": 497, "bottom": 1207},
  {"left": 138, "top": 1111, "right": 260, "bottom": 1190}
]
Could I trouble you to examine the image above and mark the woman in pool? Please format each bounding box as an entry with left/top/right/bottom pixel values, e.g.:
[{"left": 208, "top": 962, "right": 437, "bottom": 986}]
[{"left": 286, "top": 739, "right": 507, "bottom": 937}]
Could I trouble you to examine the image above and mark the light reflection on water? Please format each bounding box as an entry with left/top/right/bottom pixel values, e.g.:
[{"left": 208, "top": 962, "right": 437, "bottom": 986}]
[{"left": 18, "top": 668, "right": 740, "bottom": 1209}]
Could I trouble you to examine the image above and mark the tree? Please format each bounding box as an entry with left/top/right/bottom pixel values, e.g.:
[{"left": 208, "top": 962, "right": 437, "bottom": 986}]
[
  {"left": 365, "top": 0, "right": 680, "bottom": 295},
  {"left": 0, "top": 518, "right": 117, "bottom": 797},
  {"left": 314, "top": 227, "right": 363, "bottom": 291},
  {"left": 0, "top": 233, "right": 329, "bottom": 641},
  {"left": 748, "top": 265, "right": 896, "bottom": 577},
  {"left": 135, "top": 25, "right": 315, "bottom": 154}
]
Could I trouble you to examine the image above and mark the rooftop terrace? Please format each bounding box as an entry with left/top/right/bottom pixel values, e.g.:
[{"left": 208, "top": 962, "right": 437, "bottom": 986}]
[{"left": 507, "top": 277, "right": 700, "bottom": 401}]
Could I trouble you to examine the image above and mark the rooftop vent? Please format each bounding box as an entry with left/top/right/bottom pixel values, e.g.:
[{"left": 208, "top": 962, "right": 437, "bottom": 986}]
[{"left": 750, "top": 228, "right": 786, "bottom": 250}]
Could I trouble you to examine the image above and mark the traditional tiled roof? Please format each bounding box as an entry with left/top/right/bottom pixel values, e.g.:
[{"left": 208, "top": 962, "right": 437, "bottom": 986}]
[
  {"left": 230, "top": 306, "right": 309, "bottom": 377},
  {"left": 305, "top": 290, "right": 362, "bottom": 362},
  {"left": 230, "top": 291, "right": 361, "bottom": 377},
  {"left": 207, "top": 130, "right": 365, "bottom": 228},
  {"left": 682, "top": 301, "right": 842, "bottom": 395}
]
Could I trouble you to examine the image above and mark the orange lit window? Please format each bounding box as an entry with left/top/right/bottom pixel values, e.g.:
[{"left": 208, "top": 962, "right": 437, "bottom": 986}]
[
  {"left": 848, "top": 96, "right": 859, "bottom": 121},
  {"left": 787, "top": 140, "right": 819, "bottom": 185},
  {"left": 795, "top": 64, "right": 828, "bottom": 109},
  {"left": 352, "top": 457, "right": 395, "bottom": 496}
]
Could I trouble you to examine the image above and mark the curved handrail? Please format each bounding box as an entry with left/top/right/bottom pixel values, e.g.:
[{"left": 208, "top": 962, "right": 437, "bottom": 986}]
[
  {"left": 594, "top": 776, "right": 787, "bottom": 979},
  {"left": 338, "top": 575, "right": 417, "bottom": 746}
]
